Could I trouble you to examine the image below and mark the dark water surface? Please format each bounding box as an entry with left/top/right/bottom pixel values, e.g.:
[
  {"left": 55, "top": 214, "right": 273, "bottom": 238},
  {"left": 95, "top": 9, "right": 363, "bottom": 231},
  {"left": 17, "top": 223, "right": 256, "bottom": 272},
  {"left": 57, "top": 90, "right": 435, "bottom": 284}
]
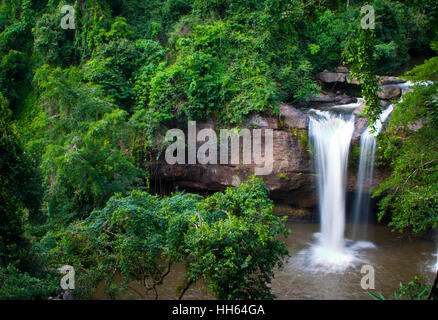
[
  {"left": 95, "top": 221, "right": 436, "bottom": 300},
  {"left": 271, "top": 222, "right": 436, "bottom": 300}
]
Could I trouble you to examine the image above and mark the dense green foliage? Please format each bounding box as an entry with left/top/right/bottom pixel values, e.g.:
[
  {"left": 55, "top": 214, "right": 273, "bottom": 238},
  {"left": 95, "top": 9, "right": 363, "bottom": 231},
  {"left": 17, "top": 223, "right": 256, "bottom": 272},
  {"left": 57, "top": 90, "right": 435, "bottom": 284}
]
[
  {"left": 0, "top": 120, "right": 41, "bottom": 268},
  {"left": 45, "top": 177, "right": 288, "bottom": 299},
  {"left": 0, "top": 100, "right": 57, "bottom": 299},
  {"left": 346, "top": 27, "right": 382, "bottom": 128},
  {"left": 374, "top": 49, "right": 438, "bottom": 234},
  {"left": 369, "top": 275, "right": 437, "bottom": 300},
  {"left": 0, "top": 0, "right": 436, "bottom": 300},
  {"left": 182, "top": 177, "right": 289, "bottom": 299}
]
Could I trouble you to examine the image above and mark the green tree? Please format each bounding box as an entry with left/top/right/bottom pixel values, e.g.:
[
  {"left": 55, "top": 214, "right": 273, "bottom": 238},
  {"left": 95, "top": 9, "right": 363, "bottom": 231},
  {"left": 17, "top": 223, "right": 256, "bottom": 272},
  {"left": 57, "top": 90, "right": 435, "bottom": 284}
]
[
  {"left": 0, "top": 49, "right": 31, "bottom": 114},
  {"left": 33, "top": 9, "right": 78, "bottom": 67},
  {"left": 49, "top": 191, "right": 184, "bottom": 299},
  {"left": 83, "top": 18, "right": 149, "bottom": 110},
  {"left": 369, "top": 275, "right": 437, "bottom": 300},
  {"left": 49, "top": 190, "right": 200, "bottom": 299},
  {"left": 181, "top": 176, "right": 290, "bottom": 300},
  {"left": 0, "top": 0, "right": 35, "bottom": 55},
  {"left": 0, "top": 121, "right": 42, "bottom": 268},
  {"left": 0, "top": 264, "right": 58, "bottom": 300},
  {"left": 30, "top": 66, "right": 142, "bottom": 226},
  {"left": 345, "top": 27, "right": 382, "bottom": 129}
]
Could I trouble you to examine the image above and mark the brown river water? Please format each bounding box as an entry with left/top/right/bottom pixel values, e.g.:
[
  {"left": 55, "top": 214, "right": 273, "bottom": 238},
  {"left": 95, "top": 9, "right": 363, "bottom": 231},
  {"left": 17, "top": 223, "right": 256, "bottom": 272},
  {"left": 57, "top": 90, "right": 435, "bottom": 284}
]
[{"left": 94, "top": 221, "right": 437, "bottom": 300}]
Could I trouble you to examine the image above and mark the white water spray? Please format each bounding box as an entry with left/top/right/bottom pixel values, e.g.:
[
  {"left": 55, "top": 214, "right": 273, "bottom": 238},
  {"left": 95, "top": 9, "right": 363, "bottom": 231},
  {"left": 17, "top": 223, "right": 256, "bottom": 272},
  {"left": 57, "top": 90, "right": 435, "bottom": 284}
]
[
  {"left": 433, "top": 248, "right": 438, "bottom": 272},
  {"left": 352, "top": 104, "right": 394, "bottom": 240},
  {"left": 308, "top": 109, "right": 357, "bottom": 271}
]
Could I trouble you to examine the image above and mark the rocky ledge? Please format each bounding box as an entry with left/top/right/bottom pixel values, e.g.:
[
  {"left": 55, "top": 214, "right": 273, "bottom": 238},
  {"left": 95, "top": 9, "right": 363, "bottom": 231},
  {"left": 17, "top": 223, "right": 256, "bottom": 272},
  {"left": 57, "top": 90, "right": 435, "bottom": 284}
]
[
  {"left": 150, "top": 101, "right": 389, "bottom": 212},
  {"left": 317, "top": 67, "right": 404, "bottom": 100}
]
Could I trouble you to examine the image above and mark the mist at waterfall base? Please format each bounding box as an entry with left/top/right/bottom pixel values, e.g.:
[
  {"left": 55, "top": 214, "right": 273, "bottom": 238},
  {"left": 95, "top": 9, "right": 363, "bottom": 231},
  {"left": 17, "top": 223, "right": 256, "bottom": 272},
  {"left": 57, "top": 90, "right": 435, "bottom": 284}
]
[{"left": 297, "top": 100, "right": 395, "bottom": 273}]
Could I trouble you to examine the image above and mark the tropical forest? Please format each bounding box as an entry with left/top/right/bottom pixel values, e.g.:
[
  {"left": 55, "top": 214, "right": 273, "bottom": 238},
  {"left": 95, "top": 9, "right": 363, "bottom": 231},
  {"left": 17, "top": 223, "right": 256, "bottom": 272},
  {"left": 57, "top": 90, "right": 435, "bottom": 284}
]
[{"left": 0, "top": 0, "right": 437, "bottom": 301}]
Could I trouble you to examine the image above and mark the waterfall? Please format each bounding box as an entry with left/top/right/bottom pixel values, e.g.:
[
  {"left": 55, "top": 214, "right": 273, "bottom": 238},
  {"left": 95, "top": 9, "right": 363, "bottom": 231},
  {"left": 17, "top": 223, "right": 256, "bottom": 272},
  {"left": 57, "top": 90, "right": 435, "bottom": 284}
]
[
  {"left": 300, "top": 82, "right": 422, "bottom": 273},
  {"left": 436, "top": 250, "right": 438, "bottom": 271},
  {"left": 351, "top": 104, "right": 394, "bottom": 240},
  {"left": 308, "top": 109, "right": 356, "bottom": 270},
  {"left": 395, "top": 81, "right": 414, "bottom": 93},
  {"left": 433, "top": 247, "right": 438, "bottom": 272},
  {"left": 430, "top": 245, "right": 438, "bottom": 273}
]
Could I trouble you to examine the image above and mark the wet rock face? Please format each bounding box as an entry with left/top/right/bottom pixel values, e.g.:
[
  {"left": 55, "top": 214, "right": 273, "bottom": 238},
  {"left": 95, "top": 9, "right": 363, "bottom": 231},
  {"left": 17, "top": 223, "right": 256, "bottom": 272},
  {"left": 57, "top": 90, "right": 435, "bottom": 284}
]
[
  {"left": 317, "top": 69, "right": 404, "bottom": 86},
  {"left": 377, "top": 86, "right": 402, "bottom": 100},
  {"left": 279, "top": 104, "right": 307, "bottom": 129},
  {"left": 151, "top": 105, "right": 316, "bottom": 209}
]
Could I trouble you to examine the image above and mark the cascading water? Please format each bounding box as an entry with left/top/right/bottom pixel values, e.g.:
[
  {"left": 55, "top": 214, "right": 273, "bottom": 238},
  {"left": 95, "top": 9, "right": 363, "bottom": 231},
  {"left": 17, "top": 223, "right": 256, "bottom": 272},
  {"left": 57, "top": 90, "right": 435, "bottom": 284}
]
[
  {"left": 351, "top": 81, "right": 415, "bottom": 240},
  {"left": 435, "top": 250, "right": 438, "bottom": 272},
  {"left": 351, "top": 104, "right": 394, "bottom": 240},
  {"left": 307, "top": 109, "right": 357, "bottom": 271},
  {"left": 394, "top": 81, "right": 414, "bottom": 94},
  {"left": 293, "top": 82, "right": 433, "bottom": 278},
  {"left": 433, "top": 247, "right": 438, "bottom": 272}
]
